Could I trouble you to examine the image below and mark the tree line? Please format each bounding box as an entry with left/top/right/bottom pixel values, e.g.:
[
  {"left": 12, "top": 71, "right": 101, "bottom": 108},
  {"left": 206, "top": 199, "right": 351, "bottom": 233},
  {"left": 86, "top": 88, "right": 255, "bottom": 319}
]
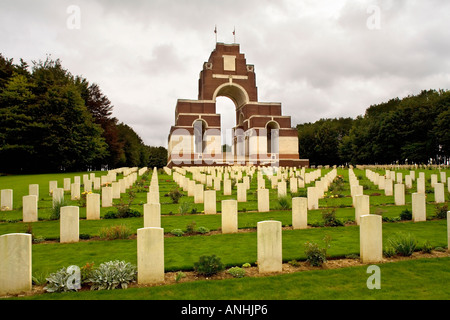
[
  {"left": 297, "top": 89, "right": 450, "bottom": 166},
  {"left": 0, "top": 54, "right": 167, "bottom": 173}
]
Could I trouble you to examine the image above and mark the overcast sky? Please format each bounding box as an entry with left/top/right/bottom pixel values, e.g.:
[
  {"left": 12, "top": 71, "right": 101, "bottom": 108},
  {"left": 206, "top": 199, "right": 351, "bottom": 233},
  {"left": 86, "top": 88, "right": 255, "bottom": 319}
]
[{"left": 1, "top": 0, "right": 450, "bottom": 147}]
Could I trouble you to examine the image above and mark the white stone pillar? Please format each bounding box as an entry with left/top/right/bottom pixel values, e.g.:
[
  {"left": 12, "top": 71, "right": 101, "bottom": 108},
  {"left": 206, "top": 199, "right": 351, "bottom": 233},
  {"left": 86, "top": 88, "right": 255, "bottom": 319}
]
[
  {"left": 360, "top": 214, "right": 382, "bottom": 263},
  {"left": 257, "top": 188, "right": 270, "bottom": 212},
  {"left": 102, "top": 186, "right": 113, "bottom": 208},
  {"left": 0, "top": 233, "right": 32, "bottom": 295},
  {"left": 144, "top": 203, "right": 161, "bottom": 228},
  {"left": 204, "top": 190, "right": 216, "bottom": 214},
  {"left": 137, "top": 227, "right": 165, "bottom": 285},
  {"left": 221, "top": 200, "right": 238, "bottom": 234},
  {"left": 22, "top": 195, "right": 38, "bottom": 223},
  {"left": 71, "top": 183, "right": 80, "bottom": 201},
  {"left": 354, "top": 194, "right": 370, "bottom": 225},
  {"left": 257, "top": 221, "right": 282, "bottom": 274},
  {"left": 394, "top": 184, "right": 405, "bottom": 206},
  {"left": 412, "top": 193, "right": 426, "bottom": 222},
  {"left": 86, "top": 193, "right": 100, "bottom": 220},
  {"left": 292, "top": 197, "right": 308, "bottom": 230},
  {"left": 307, "top": 187, "right": 318, "bottom": 210},
  {"left": 194, "top": 184, "right": 204, "bottom": 204},
  {"left": 277, "top": 181, "right": 287, "bottom": 198},
  {"left": 434, "top": 183, "right": 445, "bottom": 203},
  {"left": 237, "top": 183, "right": 247, "bottom": 202},
  {"left": 29, "top": 184, "right": 39, "bottom": 199},
  {"left": 1, "top": 189, "right": 13, "bottom": 211},
  {"left": 60, "top": 206, "right": 79, "bottom": 243}
]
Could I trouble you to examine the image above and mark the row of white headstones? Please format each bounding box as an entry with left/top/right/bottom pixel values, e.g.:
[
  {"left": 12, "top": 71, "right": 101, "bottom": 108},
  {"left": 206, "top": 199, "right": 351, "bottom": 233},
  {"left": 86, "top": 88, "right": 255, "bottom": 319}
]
[{"left": 1, "top": 166, "right": 449, "bottom": 296}]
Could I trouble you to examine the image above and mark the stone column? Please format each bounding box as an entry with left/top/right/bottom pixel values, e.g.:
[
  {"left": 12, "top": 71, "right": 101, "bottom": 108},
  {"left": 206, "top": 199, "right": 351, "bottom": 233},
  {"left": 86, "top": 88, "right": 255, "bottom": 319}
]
[
  {"left": 102, "top": 186, "right": 113, "bottom": 207},
  {"left": 71, "top": 183, "right": 80, "bottom": 201},
  {"left": 394, "top": 184, "right": 405, "bottom": 206},
  {"left": 416, "top": 177, "right": 425, "bottom": 194},
  {"left": 360, "top": 214, "right": 382, "bottom": 263},
  {"left": 223, "top": 179, "right": 232, "bottom": 196},
  {"left": 277, "top": 181, "right": 287, "bottom": 198},
  {"left": 86, "top": 193, "right": 100, "bottom": 220},
  {"left": 22, "top": 195, "right": 38, "bottom": 223},
  {"left": 257, "top": 188, "right": 270, "bottom": 212},
  {"left": 384, "top": 178, "right": 393, "bottom": 196},
  {"left": 52, "top": 188, "right": 64, "bottom": 208},
  {"left": 194, "top": 184, "right": 204, "bottom": 204},
  {"left": 204, "top": 190, "right": 216, "bottom": 214},
  {"left": 144, "top": 203, "right": 161, "bottom": 228},
  {"left": 354, "top": 194, "right": 370, "bottom": 225},
  {"left": 1, "top": 189, "right": 13, "bottom": 211},
  {"left": 307, "top": 187, "right": 318, "bottom": 210},
  {"left": 257, "top": 221, "right": 282, "bottom": 274},
  {"left": 412, "top": 193, "right": 426, "bottom": 222},
  {"left": 60, "top": 206, "right": 79, "bottom": 243},
  {"left": 0, "top": 233, "right": 32, "bottom": 295},
  {"left": 112, "top": 182, "right": 121, "bottom": 199},
  {"left": 292, "top": 197, "right": 308, "bottom": 230},
  {"left": 434, "top": 183, "right": 445, "bottom": 203},
  {"left": 29, "top": 184, "right": 39, "bottom": 199},
  {"left": 221, "top": 200, "right": 238, "bottom": 234},
  {"left": 137, "top": 227, "right": 165, "bottom": 285},
  {"left": 63, "top": 178, "right": 71, "bottom": 191},
  {"left": 237, "top": 183, "right": 247, "bottom": 202},
  {"left": 49, "top": 181, "right": 57, "bottom": 195}
]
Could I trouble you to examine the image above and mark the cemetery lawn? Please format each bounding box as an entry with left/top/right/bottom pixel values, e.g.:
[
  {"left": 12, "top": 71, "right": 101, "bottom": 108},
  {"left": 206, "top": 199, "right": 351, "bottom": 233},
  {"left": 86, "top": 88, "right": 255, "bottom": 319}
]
[
  {"left": 1, "top": 167, "right": 449, "bottom": 300},
  {"left": 14, "top": 257, "right": 450, "bottom": 300}
]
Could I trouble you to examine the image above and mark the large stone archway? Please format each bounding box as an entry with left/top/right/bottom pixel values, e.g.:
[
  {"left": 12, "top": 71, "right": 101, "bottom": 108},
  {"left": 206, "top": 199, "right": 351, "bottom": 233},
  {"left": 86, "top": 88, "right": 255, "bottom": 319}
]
[{"left": 167, "top": 42, "right": 309, "bottom": 168}]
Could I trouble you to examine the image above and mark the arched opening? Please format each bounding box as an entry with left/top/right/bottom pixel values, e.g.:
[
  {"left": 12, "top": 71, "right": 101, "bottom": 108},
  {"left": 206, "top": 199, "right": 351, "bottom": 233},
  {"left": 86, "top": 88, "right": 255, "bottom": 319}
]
[
  {"left": 215, "top": 97, "right": 235, "bottom": 155},
  {"left": 266, "top": 121, "right": 280, "bottom": 155},
  {"left": 193, "top": 119, "right": 207, "bottom": 155}
]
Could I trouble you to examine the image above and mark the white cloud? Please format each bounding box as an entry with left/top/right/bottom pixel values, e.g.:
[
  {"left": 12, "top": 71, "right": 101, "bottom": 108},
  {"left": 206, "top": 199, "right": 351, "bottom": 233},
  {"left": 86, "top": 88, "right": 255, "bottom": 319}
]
[{"left": 1, "top": 0, "right": 450, "bottom": 147}]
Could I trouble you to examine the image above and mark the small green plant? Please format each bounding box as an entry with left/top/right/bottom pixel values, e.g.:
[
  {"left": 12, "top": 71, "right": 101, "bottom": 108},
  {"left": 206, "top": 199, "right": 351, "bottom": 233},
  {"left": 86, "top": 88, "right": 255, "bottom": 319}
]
[
  {"left": 171, "top": 229, "right": 184, "bottom": 237},
  {"left": 227, "top": 267, "right": 246, "bottom": 278},
  {"left": 434, "top": 203, "right": 448, "bottom": 219},
  {"left": 196, "top": 226, "right": 210, "bottom": 234},
  {"left": 175, "top": 271, "right": 186, "bottom": 283},
  {"left": 304, "top": 235, "right": 332, "bottom": 267},
  {"left": 399, "top": 209, "right": 412, "bottom": 221},
  {"left": 322, "top": 209, "right": 344, "bottom": 227},
  {"left": 383, "top": 245, "right": 397, "bottom": 258},
  {"left": 288, "top": 260, "right": 300, "bottom": 267},
  {"left": 49, "top": 199, "right": 66, "bottom": 220},
  {"left": 80, "top": 262, "right": 95, "bottom": 283},
  {"left": 387, "top": 233, "right": 417, "bottom": 256},
  {"left": 44, "top": 267, "right": 79, "bottom": 293},
  {"left": 186, "top": 221, "right": 197, "bottom": 235},
  {"left": 179, "top": 201, "right": 191, "bottom": 215},
  {"left": 421, "top": 240, "right": 433, "bottom": 254},
  {"left": 194, "top": 255, "right": 225, "bottom": 276},
  {"left": 169, "top": 188, "right": 182, "bottom": 204},
  {"left": 87, "top": 260, "right": 136, "bottom": 290},
  {"left": 277, "top": 196, "right": 291, "bottom": 210},
  {"left": 242, "top": 263, "right": 251, "bottom": 268},
  {"left": 99, "top": 225, "right": 132, "bottom": 240}
]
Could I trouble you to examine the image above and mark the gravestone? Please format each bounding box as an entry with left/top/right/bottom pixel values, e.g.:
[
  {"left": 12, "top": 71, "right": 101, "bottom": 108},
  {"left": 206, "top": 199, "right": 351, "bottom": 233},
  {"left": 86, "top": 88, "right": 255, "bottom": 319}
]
[
  {"left": 292, "top": 197, "right": 308, "bottom": 230},
  {"left": 86, "top": 193, "right": 100, "bottom": 220},
  {"left": 204, "top": 190, "right": 216, "bottom": 214},
  {"left": 0, "top": 233, "right": 32, "bottom": 295},
  {"left": 1, "top": 189, "right": 13, "bottom": 211},
  {"left": 60, "top": 206, "right": 79, "bottom": 243},
  {"left": 412, "top": 193, "right": 426, "bottom": 222},
  {"left": 394, "top": 184, "right": 405, "bottom": 206},
  {"left": 257, "top": 221, "right": 282, "bottom": 273},
  {"left": 22, "top": 195, "right": 38, "bottom": 223},
  {"left": 221, "top": 200, "right": 238, "bottom": 234},
  {"left": 354, "top": 194, "right": 369, "bottom": 225},
  {"left": 137, "top": 227, "right": 165, "bottom": 285},
  {"left": 144, "top": 203, "right": 161, "bottom": 228},
  {"left": 360, "top": 214, "right": 383, "bottom": 263},
  {"left": 257, "top": 188, "right": 270, "bottom": 212}
]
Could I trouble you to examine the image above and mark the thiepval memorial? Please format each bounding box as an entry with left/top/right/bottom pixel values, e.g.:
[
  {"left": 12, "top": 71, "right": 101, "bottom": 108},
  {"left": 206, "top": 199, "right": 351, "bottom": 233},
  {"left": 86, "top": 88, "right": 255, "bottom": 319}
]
[{"left": 167, "top": 42, "right": 309, "bottom": 168}]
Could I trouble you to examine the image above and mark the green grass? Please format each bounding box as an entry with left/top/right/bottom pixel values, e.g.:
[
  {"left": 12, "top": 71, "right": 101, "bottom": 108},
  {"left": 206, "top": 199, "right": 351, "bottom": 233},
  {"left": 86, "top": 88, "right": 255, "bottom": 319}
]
[
  {"left": 1, "top": 167, "right": 449, "bottom": 300},
  {"left": 13, "top": 257, "right": 450, "bottom": 300}
]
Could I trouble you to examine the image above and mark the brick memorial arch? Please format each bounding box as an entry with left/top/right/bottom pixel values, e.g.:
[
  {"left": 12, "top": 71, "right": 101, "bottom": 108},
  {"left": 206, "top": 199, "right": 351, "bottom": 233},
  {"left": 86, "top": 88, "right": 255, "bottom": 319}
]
[{"left": 167, "top": 43, "right": 309, "bottom": 168}]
